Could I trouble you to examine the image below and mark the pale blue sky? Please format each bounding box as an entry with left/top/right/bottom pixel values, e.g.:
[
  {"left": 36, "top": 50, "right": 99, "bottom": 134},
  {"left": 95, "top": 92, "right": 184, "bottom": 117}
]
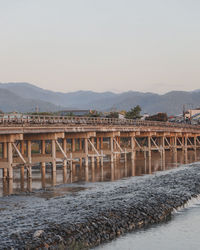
[{"left": 0, "top": 0, "right": 200, "bottom": 93}]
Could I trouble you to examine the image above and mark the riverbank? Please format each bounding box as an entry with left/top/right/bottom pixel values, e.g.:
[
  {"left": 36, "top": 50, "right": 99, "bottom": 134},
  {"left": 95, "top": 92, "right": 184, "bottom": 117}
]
[{"left": 1, "top": 163, "right": 200, "bottom": 249}]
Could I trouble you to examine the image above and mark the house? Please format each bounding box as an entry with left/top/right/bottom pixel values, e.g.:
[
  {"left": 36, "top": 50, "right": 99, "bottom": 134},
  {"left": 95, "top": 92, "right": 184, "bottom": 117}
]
[{"left": 184, "top": 108, "right": 200, "bottom": 120}]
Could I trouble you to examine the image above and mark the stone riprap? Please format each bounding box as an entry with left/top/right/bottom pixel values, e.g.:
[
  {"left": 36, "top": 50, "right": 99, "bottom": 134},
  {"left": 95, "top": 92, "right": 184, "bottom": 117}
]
[{"left": 1, "top": 163, "right": 200, "bottom": 249}]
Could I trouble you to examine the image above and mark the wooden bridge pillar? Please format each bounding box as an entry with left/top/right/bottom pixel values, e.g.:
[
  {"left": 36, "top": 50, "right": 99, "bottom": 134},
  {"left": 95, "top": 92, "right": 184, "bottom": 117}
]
[
  {"left": 20, "top": 166, "right": 25, "bottom": 191},
  {"left": 52, "top": 139, "right": 56, "bottom": 172},
  {"left": 41, "top": 165, "right": 46, "bottom": 188},
  {"left": 3, "top": 168, "right": 8, "bottom": 179},
  {"left": 184, "top": 135, "right": 188, "bottom": 164},
  {"left": 161, "top": 136, "right": 166, "bottom": 170},
  {"left": 173, "top": 136, "right": 177, "bottom": 153},
  {"left": 110, "top": 137, "right": 114, "bottom": 162},
  {"left": 85, "top": 162, "right": 89, "bottom": 182},
  {"left": 27, "top": 140, "right": 32, "bottom": 178},
  {"left": 63, "top": 138, "right": 67, "bottom": 170},
  {"left": 20, "top": 166, "right": 25, "bottom": 185},
  {"left": 148, "top": 136, "right": 151, "bottom": 158},
  {"left": 72, "top": 138, "right": 76, "bottom": 152},
  {"left": 3, "top": 142, "right": 7, "bottom": 159},
  {"left": 63, "top": 139, "right": 67, "bottom": 183},
  {"left": 96, "top": 137, "right": 100, "bottom": 150},
  {"left": 3, "top": 142, "right": 8, "bottom": 179},
  {"left": 91, "top": 160, "right": 95, "bottom": 182},
  {"left": 8, "top": 142, "right": 13, "bottom": 179},
  {"left": 27, "top": 177, "right": 32, "bottom": 192},
  {"left": 79, "top": 139, "right": 83, "bottom": 151},
  {"left": 131, "top": 157, "right": 136, "bottom": 177},
  {"left": 173, "top": 136, "right": 178, "bottom": 164},
  {"left": 194, "top": 135, "right": 197, "bottom": 161},
  {"left": 91, "top": 137, "right": 95, "bottom": 164},
  {"left": 100, "top": 137, "right": 103, "bottom": 150},
  {"left": 84, "top": 138, "right": 89, "bottom": 167},
  {"left": 21, "top": 141, "right": 25, "bottom": 155},
  {"left": 41, "top": 140, "right": 46, "bottom": 170},
  {"left": 27, "top": 140, "right": 32, "bottom": 164},
  {"left": 131, "top": 136, "right": 136, "bottom": 160},
  {"left": 52, "top": 171, "right": 56, "bottom": 186}
]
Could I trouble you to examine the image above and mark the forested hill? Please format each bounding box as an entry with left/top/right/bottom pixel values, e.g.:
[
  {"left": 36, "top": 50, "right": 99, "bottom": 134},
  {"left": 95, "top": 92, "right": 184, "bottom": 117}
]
[{"left": 0, "top": 82, "right": 199, "bottom": 114}]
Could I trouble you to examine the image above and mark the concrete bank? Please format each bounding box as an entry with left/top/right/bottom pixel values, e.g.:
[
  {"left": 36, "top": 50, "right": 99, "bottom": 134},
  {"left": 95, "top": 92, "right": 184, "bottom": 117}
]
[{"left": 1, "top": 163, "right": 200, "bottom": 249}]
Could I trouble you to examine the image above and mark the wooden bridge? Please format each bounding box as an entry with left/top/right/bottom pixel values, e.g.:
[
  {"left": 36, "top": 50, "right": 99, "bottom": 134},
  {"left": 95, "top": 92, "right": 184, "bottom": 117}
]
[{"left": 0, "top": 114, "right": 200, "bottom": 179}]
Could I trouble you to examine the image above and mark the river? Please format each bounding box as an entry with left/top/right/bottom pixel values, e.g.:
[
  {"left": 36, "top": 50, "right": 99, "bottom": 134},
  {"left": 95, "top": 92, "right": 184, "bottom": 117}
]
[
  {"left": 0, "top": 149, "right": 198, "bottom": 197},
  {"left": 0, "top": 149, "right": 200, "bottom": 248},
  {"left": 97, "top": 198, "right": 200, "bottom": 250}
]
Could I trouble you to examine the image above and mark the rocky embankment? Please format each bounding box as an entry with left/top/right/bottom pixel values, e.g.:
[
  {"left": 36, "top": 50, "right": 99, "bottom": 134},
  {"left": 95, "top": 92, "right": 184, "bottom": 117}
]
[{"left": 1, "top": 164, "right": 200, "bottom": 249}]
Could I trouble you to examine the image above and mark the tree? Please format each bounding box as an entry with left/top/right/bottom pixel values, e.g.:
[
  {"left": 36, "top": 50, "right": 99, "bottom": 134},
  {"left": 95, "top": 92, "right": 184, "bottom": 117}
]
[
  {"left": 106, "top": 112, "right": 119, "bottom": 118},
  {"left": 146, "top": 113, "right": 168, "bottom": 122},
  {"left": 125, "top": 105, "right": 142, "bottom": 119},
  {"left": 88, "top": 110, "right": 101, "bottom": 117}
]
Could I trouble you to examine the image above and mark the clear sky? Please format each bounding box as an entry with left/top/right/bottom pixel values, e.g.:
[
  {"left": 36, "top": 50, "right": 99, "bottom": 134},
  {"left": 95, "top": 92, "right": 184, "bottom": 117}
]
[{"left": 0, "top": 0, "right": 200, "bottom": 93}]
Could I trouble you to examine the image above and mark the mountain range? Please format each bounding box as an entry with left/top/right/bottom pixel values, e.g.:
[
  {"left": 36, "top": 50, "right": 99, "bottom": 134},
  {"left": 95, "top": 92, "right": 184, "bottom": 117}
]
[{"left": 0, "top": 82, "right": 200, "bottom": 115}]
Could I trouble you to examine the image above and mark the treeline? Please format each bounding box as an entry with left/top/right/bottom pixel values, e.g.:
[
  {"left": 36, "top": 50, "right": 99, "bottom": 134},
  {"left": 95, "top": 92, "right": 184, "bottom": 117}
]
[{"left": 18, "top": 107, "right": 168, "bottom": 122}]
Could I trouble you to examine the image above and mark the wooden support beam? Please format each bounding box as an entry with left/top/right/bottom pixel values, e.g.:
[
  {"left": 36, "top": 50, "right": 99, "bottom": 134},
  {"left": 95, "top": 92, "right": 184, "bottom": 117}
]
[
  {"left": 65, "top": 132, "right": 96, "bottom": 139},
  {"left": 96, "top": 132, "right": 120, "bottom": 138},
  {"left": 24, "top": 132, "right": 64, "bottom": 141},
  {"left": 151, "top": 137, "right": 162, "bottom": 154},
  {"left": 0, "top": 134, "right": 23, "bottom": 143},
  {"left": 139, "top": 132, "right": 157, "bottom": 137},
  {"left": 120, "top": 132, "right": 136, "bottom": 137},
  {"left": 187, "top": 137, "right": 195, "bottom": 149},
  {"left": 88, "top": 139, "right": 101, "bottom": 156},
  {"left": 164, "top": 137, "right": 172, "bottom": 149},
  {"left": 12, "top": 143, "right": 26, "bottom": 164},
  {"left": 177, "top": 137, "right": 183, "bottom": 147},
  {"left": 134, "top": 137, "right": 145, "bottom": 152},
  {"left": 56, "top": 140, "right": 68, "bottom": 160},
  {"left": 113, "top": 137, "right": 124, "bottom": 153}
]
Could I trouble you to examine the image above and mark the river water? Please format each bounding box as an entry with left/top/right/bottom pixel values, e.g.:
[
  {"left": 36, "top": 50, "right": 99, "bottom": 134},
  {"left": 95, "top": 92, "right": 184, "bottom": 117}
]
[
  {"left": 0, "top": 149, "right": 200, "bottom": 248},
  {"left": 0, "top": 149, "right": 199, "bottom": 196},
  {"left": 97, "top": 198, "right": 200, "bottom": 250}
]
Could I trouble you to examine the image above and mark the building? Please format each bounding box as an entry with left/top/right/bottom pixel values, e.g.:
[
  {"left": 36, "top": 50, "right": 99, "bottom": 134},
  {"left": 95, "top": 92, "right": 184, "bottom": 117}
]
[{"left": 184, "top": 108, "right": 200, "bottom": 120}]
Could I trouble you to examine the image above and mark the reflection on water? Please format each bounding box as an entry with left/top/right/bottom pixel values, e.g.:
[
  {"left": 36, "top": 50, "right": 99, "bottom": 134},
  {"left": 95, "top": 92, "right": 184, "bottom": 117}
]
[{"left": 0, "top": 150, "right": 199, "bottom": 197}]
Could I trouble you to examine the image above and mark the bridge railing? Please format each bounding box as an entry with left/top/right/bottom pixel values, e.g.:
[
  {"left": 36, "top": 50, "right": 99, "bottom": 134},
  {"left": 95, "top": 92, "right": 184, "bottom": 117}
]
[{"left": 0, "top": 114, "right": 199, "bottom": 130}]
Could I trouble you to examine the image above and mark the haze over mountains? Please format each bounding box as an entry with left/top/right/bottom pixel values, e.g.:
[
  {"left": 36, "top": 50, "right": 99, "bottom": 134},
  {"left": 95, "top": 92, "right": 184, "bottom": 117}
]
[{"left": 0, "top": 82, "right": 200, "bottom": 115}]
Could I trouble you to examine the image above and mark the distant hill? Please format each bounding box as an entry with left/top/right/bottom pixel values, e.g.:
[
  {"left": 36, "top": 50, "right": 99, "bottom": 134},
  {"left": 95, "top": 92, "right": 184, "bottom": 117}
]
[
  {"left": 0, "top": 82, "right": 115, "bottom": 109},
  {"left": 0, "top": 87, "right": 64, "bottom": 112},
  {"left": 0, "top": 82, "right": 200, "bottom": 114}
]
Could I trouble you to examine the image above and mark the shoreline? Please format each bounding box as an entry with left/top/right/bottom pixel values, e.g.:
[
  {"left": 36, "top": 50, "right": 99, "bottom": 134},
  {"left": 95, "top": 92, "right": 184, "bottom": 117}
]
[{"left": 1, "top": 163, "right": 200, "bottom": 249}]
